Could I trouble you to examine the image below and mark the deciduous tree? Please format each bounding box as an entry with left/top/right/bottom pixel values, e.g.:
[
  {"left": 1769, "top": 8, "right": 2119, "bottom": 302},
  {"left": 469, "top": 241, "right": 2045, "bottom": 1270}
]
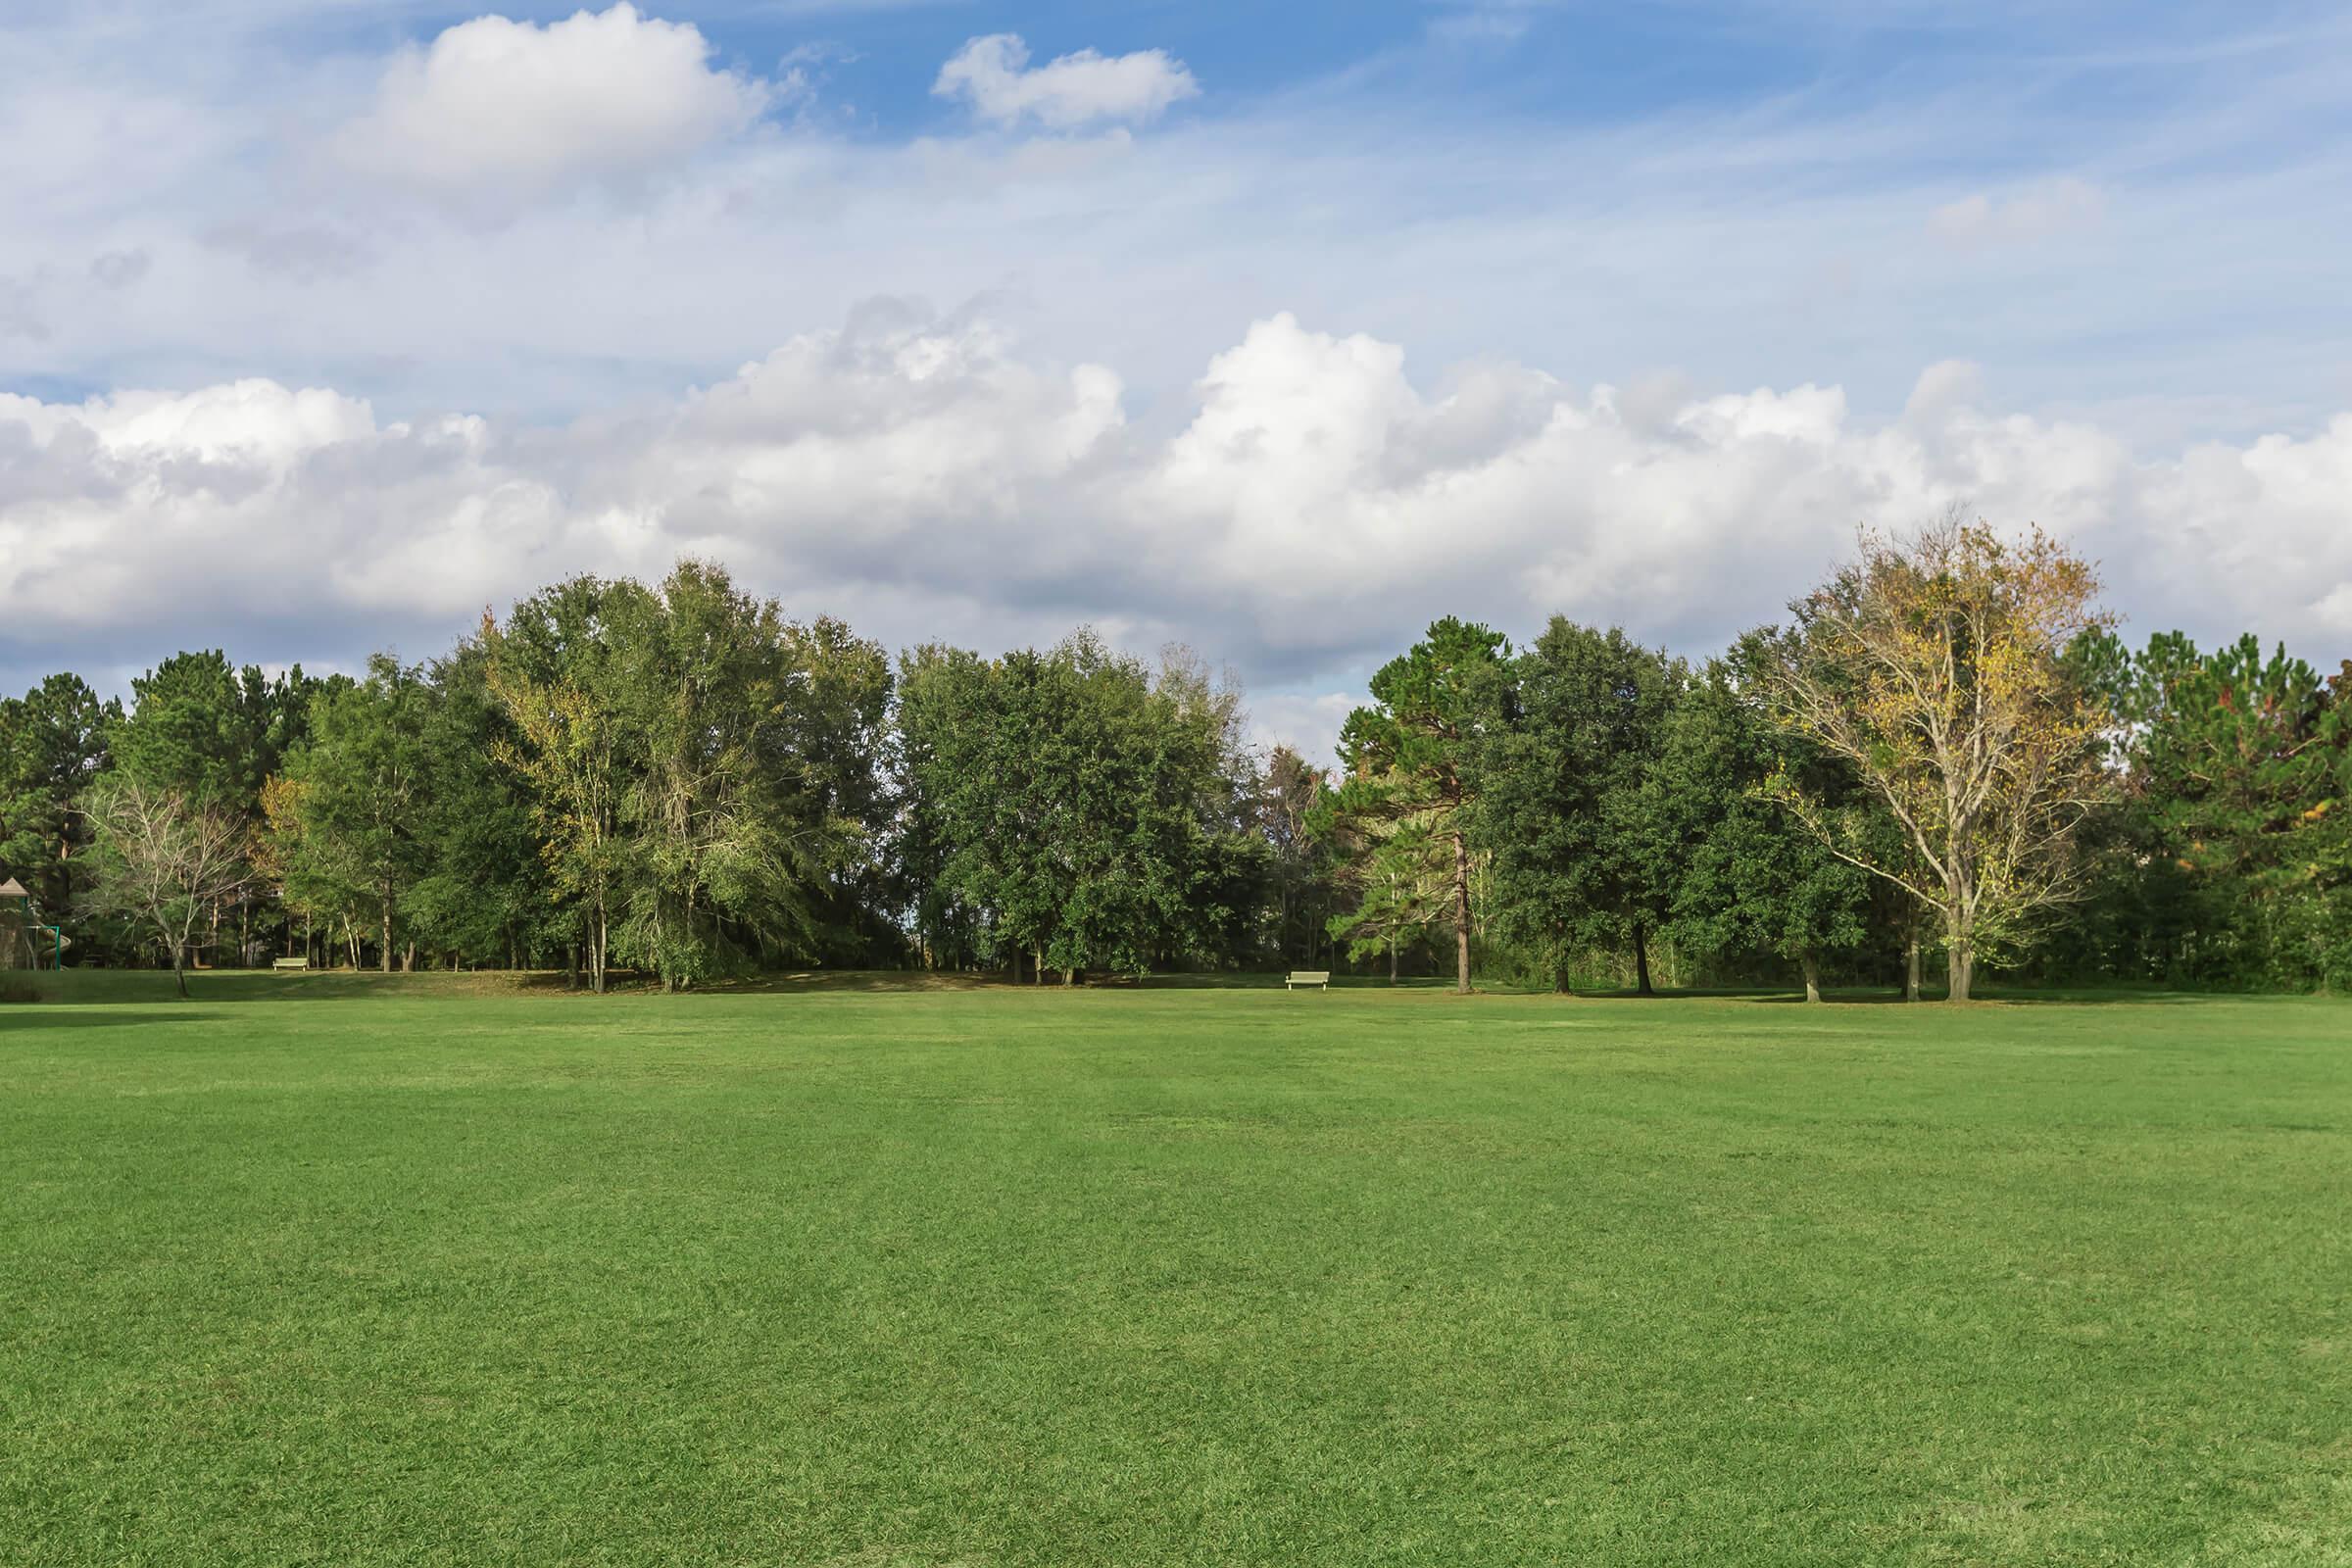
[
  {"left": 1653, "top": 661, "right": 1870, "bottom": 1002},
  {"left": 1754, "top": 518, "right": 2114, "bottom": 1001},
  {"left": 1476, "top": 621, "right": 1682, "bottom": 994},
  {"left": 83, "top": 776, "right": 252, "bottom": 997}
]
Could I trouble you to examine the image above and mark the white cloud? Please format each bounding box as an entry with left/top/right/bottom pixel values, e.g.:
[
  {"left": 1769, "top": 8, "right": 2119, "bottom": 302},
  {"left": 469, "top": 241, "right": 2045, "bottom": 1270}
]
[
  {"left": 331, "top": 4, "right": 774, "bottom": 201},
  {"left": 5, "top": 308, "right": 2348, "bottom": 753},
  {"left": 1930, "top": 176, "right": 2106, "bottom": 245},
  {"left": 933, "top": 34, "right": 1200, "bottom": 130}
]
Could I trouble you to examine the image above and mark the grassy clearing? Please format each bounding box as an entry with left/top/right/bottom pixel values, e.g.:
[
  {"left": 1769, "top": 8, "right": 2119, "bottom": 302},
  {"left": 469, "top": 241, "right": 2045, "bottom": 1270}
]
[{"left": 2, "top": 976, "right": 2347, "bottom": 1565}]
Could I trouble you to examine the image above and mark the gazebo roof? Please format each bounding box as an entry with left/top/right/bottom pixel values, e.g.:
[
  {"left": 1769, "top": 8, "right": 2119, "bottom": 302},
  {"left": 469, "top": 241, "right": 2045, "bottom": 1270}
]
[{"left": 0, "top": 878, "right": 27, "bottom": 898}]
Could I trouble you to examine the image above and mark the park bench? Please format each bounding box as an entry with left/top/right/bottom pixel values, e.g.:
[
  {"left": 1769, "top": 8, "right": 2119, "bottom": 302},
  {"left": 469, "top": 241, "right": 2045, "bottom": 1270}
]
[
  {"left": 272, "top": 956, "right": 311, "bottom": 971},
  {"left": 1285, "top": 971, "right": 1331, "bottom": 991}
]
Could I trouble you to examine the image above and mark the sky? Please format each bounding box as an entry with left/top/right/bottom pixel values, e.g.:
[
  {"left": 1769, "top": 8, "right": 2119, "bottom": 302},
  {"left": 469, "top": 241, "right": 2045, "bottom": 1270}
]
[{"left": 3, "top": 0, "right": 2349, "bottom": 757}]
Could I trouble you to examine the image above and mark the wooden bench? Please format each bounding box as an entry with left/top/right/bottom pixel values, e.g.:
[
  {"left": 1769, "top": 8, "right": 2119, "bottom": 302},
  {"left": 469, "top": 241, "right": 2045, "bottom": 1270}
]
[
  {"left": 1285, "top": 970, "right": 1331, "bottom": 991},
  {"left": 272, "top": 956, "right": 311, "bottom": 971}
]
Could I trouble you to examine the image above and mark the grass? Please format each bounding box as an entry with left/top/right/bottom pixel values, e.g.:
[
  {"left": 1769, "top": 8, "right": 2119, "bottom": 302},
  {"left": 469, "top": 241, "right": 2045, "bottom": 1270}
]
[{"left": 2, "top": 975, "right": 2348, "bottom": 1566}]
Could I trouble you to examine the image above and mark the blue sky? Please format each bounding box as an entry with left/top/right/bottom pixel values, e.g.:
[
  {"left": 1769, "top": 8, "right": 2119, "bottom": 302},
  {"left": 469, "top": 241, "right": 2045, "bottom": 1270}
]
[{"left": 2, "top": 0, "right": 2348, "bottom": 749}]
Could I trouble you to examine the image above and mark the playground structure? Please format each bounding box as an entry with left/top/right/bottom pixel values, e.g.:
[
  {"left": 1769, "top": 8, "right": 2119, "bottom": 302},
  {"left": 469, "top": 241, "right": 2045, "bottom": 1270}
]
[{"left": 0, "top": 877, "right": 65, "bottom": 970}]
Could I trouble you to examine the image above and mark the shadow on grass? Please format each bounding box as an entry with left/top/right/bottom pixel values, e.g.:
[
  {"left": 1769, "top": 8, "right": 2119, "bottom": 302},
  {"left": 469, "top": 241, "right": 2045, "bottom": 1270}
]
[
  {"left": 26, "top": 970, "right": 545, "bottom": 1005},
  {"left": 17, "top": 967, "right": 2264, "bottom": 1007},
  {"left": 0, "top": 1008, "right": 212, "bottom": 1029},
  {"left": 1495, "top": 985, "right": 2231, "bottom": 1006}
]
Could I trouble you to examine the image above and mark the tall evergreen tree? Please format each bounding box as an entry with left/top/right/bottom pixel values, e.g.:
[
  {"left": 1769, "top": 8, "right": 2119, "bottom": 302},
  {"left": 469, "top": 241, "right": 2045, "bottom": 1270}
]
[
  {"left": 2068, "top": 629, "right": 2350, "bottom": 989},
  {"left": 1327, "top": 618, "right": 1507, "bottom": 995},
  {"left": 0, "top": 673, "right": 118, "bottom": 934}
]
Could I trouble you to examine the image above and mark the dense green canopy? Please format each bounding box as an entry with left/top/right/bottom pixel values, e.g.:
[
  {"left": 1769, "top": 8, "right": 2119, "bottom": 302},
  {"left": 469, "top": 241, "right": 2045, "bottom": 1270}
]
[{"left": 5, "top": 535, "right": 2343, "bottom": 997}]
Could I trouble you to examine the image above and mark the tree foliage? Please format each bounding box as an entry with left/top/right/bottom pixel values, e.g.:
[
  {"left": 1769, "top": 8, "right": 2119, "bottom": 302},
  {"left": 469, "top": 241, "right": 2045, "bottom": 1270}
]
[
  {"left": 1474, "top": 620, "right": 1681, "bottom": 994},
  {"left": 898, "top": 633, "right": 1266, "bottom": 980},
  {"left": 1754, "top": 518, "right": 2115, "bottom": 1001},
  {"left": 82, "top": 775, "right": 252, "bottom": 997},
  {"left": 1325, "top": 617, "right": 1507, "bottom": 995},
  {"left": 0, "top": 673, "right": 117, "bottom": 931},
  {"left": 264, "top": 656, "right": 431, "bottom": 971},
  {"left": 2060, "top": 629, "right": 2350, "bottom": 989},
  {"left": 24, "top": 537, "right": 2342, "bottom": 1000},
  {"left": 1652, "top": 661, "right": 1871, "bottom": 1001}
]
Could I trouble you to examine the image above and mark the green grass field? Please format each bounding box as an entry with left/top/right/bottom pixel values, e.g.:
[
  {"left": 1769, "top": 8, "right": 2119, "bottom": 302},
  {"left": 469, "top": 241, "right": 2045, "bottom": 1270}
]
[{"left": 3, "top": 975, "right": 2347, "bottom": 1566}]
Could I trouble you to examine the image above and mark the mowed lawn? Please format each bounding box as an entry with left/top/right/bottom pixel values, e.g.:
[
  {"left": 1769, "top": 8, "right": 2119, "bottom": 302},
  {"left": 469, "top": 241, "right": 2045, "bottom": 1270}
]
[{"left": 2, "top": 978, "right": 2348, "bottom": 1567}]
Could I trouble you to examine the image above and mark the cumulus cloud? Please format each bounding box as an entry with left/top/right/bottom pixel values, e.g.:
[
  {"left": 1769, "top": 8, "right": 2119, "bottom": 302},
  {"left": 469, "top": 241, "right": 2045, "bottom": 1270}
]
[
  {"left": 331, "top": 4, "right": 774, "bottom": 202},
  {"left": 933, "top": 34, "right": 1200, "bottom": 130},
  {"left": 4, "top": 309, "right": 2348, "bottom": 748}
]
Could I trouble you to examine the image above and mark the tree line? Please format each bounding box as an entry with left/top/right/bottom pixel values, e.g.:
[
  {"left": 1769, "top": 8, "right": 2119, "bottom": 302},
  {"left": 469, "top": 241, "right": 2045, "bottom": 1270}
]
[{"left": 3, "top": 522, "right": 2345, "bottom": 999}]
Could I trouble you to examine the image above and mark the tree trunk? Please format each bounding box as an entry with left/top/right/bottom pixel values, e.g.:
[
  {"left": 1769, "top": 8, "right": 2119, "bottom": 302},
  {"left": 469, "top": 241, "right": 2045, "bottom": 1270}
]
[
  {"left": 1451, "top": 829, "right": 1472, "bottom": 996},
  {"left": 1904, "top": 934, "right": 1922, "bottom": 1003},
  {"left": 566, "top": 944, "right": 580, "bottom": 991},
  {"left": 1946, "top": 915, "right": 1973, "bottom": 1003},
  {"left": 1388, "top": 935, "right": 1398, "bottom": 984},
  {"left": 1800, "top": 950, "right": 1822, "bottom": 1004},
  {"left": 172, "top": 952, "right": 188, "bottom": 1000},
  {"left": 1063, "top": 966, "right": 1075, "bottom": 987},
  {"left": 402, "top": 942, "right": 415, "bottom": 973},
  {"left": 1632, "top": 920, "right": 1654, "bottom": 997},
  {"left": 380, "top": 898, "right": 393, "bottom": 974},
  {"left": 1033, "top": 944, "right": 1043, "bottom": 986}
]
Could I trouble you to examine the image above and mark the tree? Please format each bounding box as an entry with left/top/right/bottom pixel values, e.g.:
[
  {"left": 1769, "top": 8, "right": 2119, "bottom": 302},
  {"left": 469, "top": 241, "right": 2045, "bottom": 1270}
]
[
  {"left": 0, "top": 674, "right": 117, "bottom": 935},
  {"left": 893, "top": 645, "right": 994, "bottom": 971},
  {"left": 2067, "top": 629, "right": 2350, "bottom": 990},
  {"left": 110, "top": 651, "right": 328, "bottom": 966},
  {"left": 1653, "top": 661, "right": 1870, "bottom": 1002},
  {"left": 1257, "top": 745, "right": 1342, "bottom": 965},
  {"left": 404, "top": 636, "right": 558, "bottom": 970},
  {"left": 607, "top": 561, "right": 888, "bottom": 990},
  {"left": 1323, "top": 807, "right": 1452, "bottom": 981},
  {"left": 268, "top": 657, "right": 432, "bottom": 971},
  {"left": 1327, "top": 618, "right": 1507, "bottom": 994},
  {"left": 1754, "top": 518, "right": 2115, "bottom": 1002},
  {"left": 482, "top": 576, "right": 648, "bottom": 994},
  {"left": 82, "top": 776, "right": 252, "bottom": 997},
  {"left": 896, "top": 632, "right": 1266, "bottom": 981},
  {"left": 478, "top": 564, "right": 897, "bottom": 993},
  {"left": 769, "top": 612, "right": 898, "bottom": 966},
  {"left": 1476, "top": 621, "right": 1682, "bottom": 994}
]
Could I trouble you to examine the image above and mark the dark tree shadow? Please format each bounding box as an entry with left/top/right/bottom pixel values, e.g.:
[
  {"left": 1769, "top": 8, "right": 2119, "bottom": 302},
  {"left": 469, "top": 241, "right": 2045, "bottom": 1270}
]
[{"left": 0, "top": 1009, "right": 211, "bottom": 1028}]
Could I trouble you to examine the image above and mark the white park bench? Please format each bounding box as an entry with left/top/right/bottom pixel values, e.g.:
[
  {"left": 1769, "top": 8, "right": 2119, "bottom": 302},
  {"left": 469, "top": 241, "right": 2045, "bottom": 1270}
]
[
  {"left": 272, "top": 956, "right": 311, "bottom": 971},
  {"left": 1286, "top": 970, "right": 1331, "bottom": 991}
]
